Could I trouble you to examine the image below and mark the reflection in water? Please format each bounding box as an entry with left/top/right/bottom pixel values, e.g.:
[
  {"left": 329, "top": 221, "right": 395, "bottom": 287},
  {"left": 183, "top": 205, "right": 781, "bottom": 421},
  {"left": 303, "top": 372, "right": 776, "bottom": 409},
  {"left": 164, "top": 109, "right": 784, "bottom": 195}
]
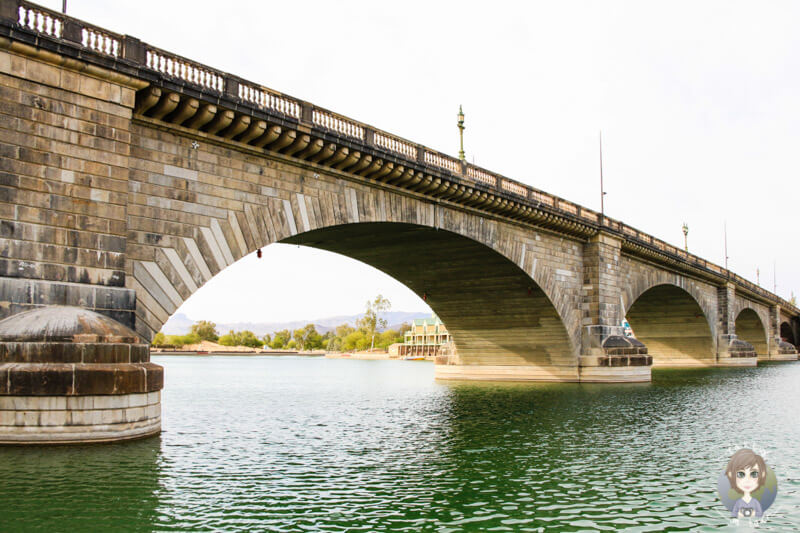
[
  {"left": 0, "top": 438, "right": 162, "bottom": 532},
  {"left": 1, "top": 357, "right": 799, "bottom": 531}
]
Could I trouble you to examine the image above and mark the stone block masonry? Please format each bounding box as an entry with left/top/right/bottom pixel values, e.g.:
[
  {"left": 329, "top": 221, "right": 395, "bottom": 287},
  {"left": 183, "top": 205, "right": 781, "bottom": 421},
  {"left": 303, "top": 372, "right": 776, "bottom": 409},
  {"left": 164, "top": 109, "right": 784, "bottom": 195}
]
[
  {"left": 0, "top": 36, "right": 144, "bottom": 328},
  {"left": 0, "top": 0, "right": 794, "bottom": 415}
]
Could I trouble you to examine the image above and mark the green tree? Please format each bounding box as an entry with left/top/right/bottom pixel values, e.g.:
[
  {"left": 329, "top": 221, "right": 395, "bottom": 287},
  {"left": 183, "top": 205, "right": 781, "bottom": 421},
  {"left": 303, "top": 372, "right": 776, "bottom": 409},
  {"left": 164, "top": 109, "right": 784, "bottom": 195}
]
[
  {"left": 165, "top": 333, "right": 200, "bottom": 347},
  {"left": 218, "top": 330, "right": 238, "bottom": 346},
  {"left": 357, "top": 295, "right": 391, "bottom": 349},
  {"left": 270, "top": 329, "right": 290, "bottom": 349},
  {"left": 342, "top": 330, "right": 369, "bottom": 351},
  {"left": 218, "top": 330, "right": 263, "bottom": 348},
  {"left": 151, "top": 331, "right": 166, "bottom": 347},
  {"left": 375, "top": 329, "right": 404, "bottom": 350},
  {"left": 238, "top": 330, "right": 264, "bottom": 348},
  {"left": 293, "top": 324, "right": 322, "bottom": 351},
  {"left": 336, "top": 324, "right": 355, "bottom": 337},
  {"left": 190, "top": 320, "right": 219, "bottom": 342}
]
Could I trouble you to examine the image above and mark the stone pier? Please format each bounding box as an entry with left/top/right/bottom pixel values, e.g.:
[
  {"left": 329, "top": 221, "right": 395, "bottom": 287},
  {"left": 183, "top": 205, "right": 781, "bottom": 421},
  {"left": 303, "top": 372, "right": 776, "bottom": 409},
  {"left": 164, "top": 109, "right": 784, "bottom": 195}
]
[{"left": 0, "top": 307, "right": 162, "bottom": 444}]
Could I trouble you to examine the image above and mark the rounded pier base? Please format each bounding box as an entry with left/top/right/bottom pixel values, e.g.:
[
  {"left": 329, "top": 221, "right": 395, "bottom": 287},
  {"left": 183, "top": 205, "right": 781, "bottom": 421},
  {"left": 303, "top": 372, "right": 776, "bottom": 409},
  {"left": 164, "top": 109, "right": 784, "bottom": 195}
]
[
  {"left": 651, "top": 358, "right": 758, "bottom": 368},
  {"left": 435, "top": 364, "right": 580, "bottom": 382},
  {"left": 716, "top": 356, "right": 758, "bottom": 367},
  {"left": 765, "top": 353, "right": 799, "bottom": 362},
  {"left": 0, "top": 307, "right": 163, "bottom": 445},
  {"left": 651, "top": 359, "right": 714, "bottom": 367},
  {"left": 768, "top": 340, "right": 798, "bottom": 361},
  {"left": 0, "top": 392, "right": 161, "bottom": 445},
  {"left": 435, "top": 362, "right": 652, "bottom": 383},
  {"left": 578, "top": 351, "right": 652, "bottom": 383},
  {"left": 578, "top": 365, "right": 651, "bottom": 383}
]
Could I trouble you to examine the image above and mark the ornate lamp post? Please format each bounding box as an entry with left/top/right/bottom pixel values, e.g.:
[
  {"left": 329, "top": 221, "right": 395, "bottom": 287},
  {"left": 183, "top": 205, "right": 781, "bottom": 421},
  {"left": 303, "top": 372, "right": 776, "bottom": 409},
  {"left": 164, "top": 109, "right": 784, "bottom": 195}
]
[
  {"left": 457, "top": 105, "right": 465, "bottom": 161},
  {"left": 682, "top": 222, "right": 689, "bottom": 251}
]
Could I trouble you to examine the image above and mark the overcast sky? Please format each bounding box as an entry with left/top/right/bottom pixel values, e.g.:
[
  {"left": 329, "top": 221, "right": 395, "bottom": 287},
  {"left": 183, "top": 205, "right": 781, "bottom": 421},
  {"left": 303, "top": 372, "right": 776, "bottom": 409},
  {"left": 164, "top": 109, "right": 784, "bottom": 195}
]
[{"left": 43, "top": 1, "right": 800, "bottom": 323}]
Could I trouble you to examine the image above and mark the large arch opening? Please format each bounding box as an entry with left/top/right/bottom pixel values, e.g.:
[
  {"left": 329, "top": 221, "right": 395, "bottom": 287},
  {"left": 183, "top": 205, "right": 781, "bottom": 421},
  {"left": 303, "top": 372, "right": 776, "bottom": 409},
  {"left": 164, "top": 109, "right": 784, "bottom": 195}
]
[
  {"left": 780, "top": 322, "right": 796, "bottom": 347},
  {"left": 625, "top": 284, "right": 715, "bottom": 366},
  {"left": 149, "top": 222, "right": 577, "bottom": 370},
  {"left": 280, "top": 223, "right": 576, "bottom": 368},
  {"left": 735, "top": 309, "right": 768, "bottom": 356}
]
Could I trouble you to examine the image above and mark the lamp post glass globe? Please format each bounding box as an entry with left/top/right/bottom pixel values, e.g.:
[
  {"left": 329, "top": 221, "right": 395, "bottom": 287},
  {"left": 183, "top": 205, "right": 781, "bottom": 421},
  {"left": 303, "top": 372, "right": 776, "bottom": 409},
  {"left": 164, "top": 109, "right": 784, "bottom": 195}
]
[
  {"left": 682, "top": 222, "right": 689, "bottom": 251},
  {"left": 457, "top": 105, "right": 465, "bottom": 161}
]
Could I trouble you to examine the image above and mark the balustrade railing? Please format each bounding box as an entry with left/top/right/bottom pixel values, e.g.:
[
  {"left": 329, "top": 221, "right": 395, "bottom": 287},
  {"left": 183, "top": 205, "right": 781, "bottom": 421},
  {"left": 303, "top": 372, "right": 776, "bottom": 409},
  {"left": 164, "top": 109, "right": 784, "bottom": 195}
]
[
  {"left": 4, "top": 0, "right": 795, "bottom": 311},
  {"left": 82, "top": 26, "right": 119, "bottom": 57},
  {"left": 146, "top": 46, "right": 224, "bottom": 92},
  {"left": 312, "top": 108, "right": 364, "bottom": 139},
  {"left": 17, "top": 2, "right": 60, "bottom": 37},
  {"left": 424, "top": 150, "right": 461, "bottom": 174},
  {"left": 466, "top": 166, "right": 498, "bottom": 187},
  {"left": 239, "top": 83, "right": 300, "bottom": 118},
  {"left": 502, "top": 179, "right": 527, "bottom": 197},
  {"left": 556, "top": 199, "right": 578, "bottom": 215},
  {"left": 530, "top": 190, "right": 554, "bottom": 207},
  {"left": 374, "top": 131, "right": 416, "bottom": 158}
]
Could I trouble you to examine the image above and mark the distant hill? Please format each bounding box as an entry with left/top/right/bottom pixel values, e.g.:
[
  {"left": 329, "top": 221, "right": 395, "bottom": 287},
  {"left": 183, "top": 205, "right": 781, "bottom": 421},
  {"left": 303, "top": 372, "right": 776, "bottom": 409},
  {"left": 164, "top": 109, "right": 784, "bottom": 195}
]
[{"left": 161, "top": 311, "right": 431, "bottom": 336}]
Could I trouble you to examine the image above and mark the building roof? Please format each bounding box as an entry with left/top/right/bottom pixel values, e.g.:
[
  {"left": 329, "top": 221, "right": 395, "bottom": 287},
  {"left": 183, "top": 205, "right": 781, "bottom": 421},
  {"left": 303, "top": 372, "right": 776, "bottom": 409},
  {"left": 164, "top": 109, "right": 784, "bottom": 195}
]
[{"left": 412, "top": 316, "right": 444, "bottom": 326}]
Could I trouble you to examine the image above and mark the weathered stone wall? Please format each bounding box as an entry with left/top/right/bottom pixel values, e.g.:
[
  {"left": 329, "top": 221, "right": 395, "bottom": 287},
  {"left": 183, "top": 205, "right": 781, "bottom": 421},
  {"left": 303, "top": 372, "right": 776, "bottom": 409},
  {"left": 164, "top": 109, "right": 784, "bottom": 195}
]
[
  {"left": 618, "top": 256, "right": 719, "bottom": 332},
  {"left": 0, "top": 45, "right": 141, "bottom": 327},
  {"left": 125, "top": 119, "right": 587, "bottom": 368},
  {"left": 731, "top": 295, "right": 771, "bottom": 356},
  {"left": 778, "top": 309, "right": 798, "bottom": 346},
  {"left": 734, "top": 308, "right": 769, "bottom": 356},
  {"left": 617, "top": 255, "right": 721, "bottom": 365}
]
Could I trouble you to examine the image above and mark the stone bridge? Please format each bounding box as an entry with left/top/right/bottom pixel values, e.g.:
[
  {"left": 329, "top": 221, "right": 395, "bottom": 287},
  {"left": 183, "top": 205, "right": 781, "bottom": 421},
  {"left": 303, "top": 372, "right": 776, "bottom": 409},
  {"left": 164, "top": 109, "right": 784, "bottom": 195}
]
[{"left": 0, "top": 1, "right": 798, "bottom": 442}]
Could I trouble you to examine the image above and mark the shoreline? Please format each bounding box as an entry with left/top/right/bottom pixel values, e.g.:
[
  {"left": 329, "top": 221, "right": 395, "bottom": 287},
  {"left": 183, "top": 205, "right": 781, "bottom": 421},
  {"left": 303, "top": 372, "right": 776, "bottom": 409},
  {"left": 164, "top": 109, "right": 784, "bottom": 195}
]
[
  {"left": 325, "top": 352, "right": 392, "bottom": 360},
  {"left": 153, "top": 350, "right": 325, "bottom": 357},
  {"left": 152, "top": 350, "right": 432, "bottom": 361}
]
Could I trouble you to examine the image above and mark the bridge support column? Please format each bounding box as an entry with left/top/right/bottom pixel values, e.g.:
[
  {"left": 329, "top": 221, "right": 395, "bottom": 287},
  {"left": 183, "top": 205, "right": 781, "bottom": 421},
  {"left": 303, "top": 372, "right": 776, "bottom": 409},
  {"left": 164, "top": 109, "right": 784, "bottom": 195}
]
[
  {"left": 767, "top": 305, "right": 798, "bottom": 361},
  {"left": 716, "top": 284, "right": 757, "bottom": 366},
  {"left": 0, "top": 34, "right": 145, "bottom": 333},
  {"left": 579, "top": 233, "right": 651, "bottom": 382},
  {"left": 0, "top": 307, "right": 162, "bottom": 445}
]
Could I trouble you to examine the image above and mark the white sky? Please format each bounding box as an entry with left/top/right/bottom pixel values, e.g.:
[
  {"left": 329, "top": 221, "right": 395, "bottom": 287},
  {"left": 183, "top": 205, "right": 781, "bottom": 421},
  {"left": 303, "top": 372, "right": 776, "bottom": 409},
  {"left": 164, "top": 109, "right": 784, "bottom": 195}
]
[{"left": 43, "top": 1, "right": 800, "bottom": 323}]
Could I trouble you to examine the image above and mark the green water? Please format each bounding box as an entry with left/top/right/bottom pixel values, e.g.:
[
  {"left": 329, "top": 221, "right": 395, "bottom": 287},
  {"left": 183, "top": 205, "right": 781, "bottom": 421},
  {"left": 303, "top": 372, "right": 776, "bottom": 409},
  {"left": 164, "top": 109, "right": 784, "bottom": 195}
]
[{"left": 1, "top": 357, "right": 799, "bottom": 531}]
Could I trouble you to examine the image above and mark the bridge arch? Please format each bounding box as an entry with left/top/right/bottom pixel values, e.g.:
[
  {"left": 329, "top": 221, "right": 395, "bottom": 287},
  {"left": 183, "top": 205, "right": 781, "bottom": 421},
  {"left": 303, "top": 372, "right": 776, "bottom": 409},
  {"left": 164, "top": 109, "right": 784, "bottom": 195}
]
[
  {"left": 624, "top": 283, "right": 716, "bottom": 366},
  {"left": 133, "top": 217, "right": 579, "bottom": 370},
  {"left": 735, "top": 308, "right": 768, "bottom": 356},
  {"left": 780, "top": 322, "right": 796, "bottom": 346}
]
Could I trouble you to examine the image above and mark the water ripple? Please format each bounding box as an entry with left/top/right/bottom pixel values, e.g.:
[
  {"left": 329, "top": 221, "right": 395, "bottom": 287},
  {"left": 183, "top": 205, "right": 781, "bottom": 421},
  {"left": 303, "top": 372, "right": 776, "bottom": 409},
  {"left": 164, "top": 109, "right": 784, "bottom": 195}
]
[{"left": 1, "top": 357, "right": 799, "bottom": 530}]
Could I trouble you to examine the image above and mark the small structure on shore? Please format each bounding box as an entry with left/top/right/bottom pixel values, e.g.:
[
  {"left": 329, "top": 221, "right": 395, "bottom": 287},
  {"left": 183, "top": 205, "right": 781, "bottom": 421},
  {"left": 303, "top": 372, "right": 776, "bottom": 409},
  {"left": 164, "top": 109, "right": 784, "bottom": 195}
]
[{"left": 395, "top": 316, "right": 452, "bottom": 360}]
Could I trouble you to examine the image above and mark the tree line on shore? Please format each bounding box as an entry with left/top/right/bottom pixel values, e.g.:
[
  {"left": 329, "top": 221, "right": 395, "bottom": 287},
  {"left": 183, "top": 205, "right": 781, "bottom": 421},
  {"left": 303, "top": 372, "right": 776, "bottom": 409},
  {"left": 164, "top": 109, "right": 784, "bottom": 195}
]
[{"left": 151, "top": 295, "right": 411, "bottom": 352}]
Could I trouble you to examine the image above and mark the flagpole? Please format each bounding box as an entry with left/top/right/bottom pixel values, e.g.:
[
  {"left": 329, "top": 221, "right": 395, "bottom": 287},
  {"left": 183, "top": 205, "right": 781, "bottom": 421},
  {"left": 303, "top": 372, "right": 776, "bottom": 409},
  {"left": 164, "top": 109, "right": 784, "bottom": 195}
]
[{"left": 599, "top": 131, "right": 605, "bottom": 224}]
